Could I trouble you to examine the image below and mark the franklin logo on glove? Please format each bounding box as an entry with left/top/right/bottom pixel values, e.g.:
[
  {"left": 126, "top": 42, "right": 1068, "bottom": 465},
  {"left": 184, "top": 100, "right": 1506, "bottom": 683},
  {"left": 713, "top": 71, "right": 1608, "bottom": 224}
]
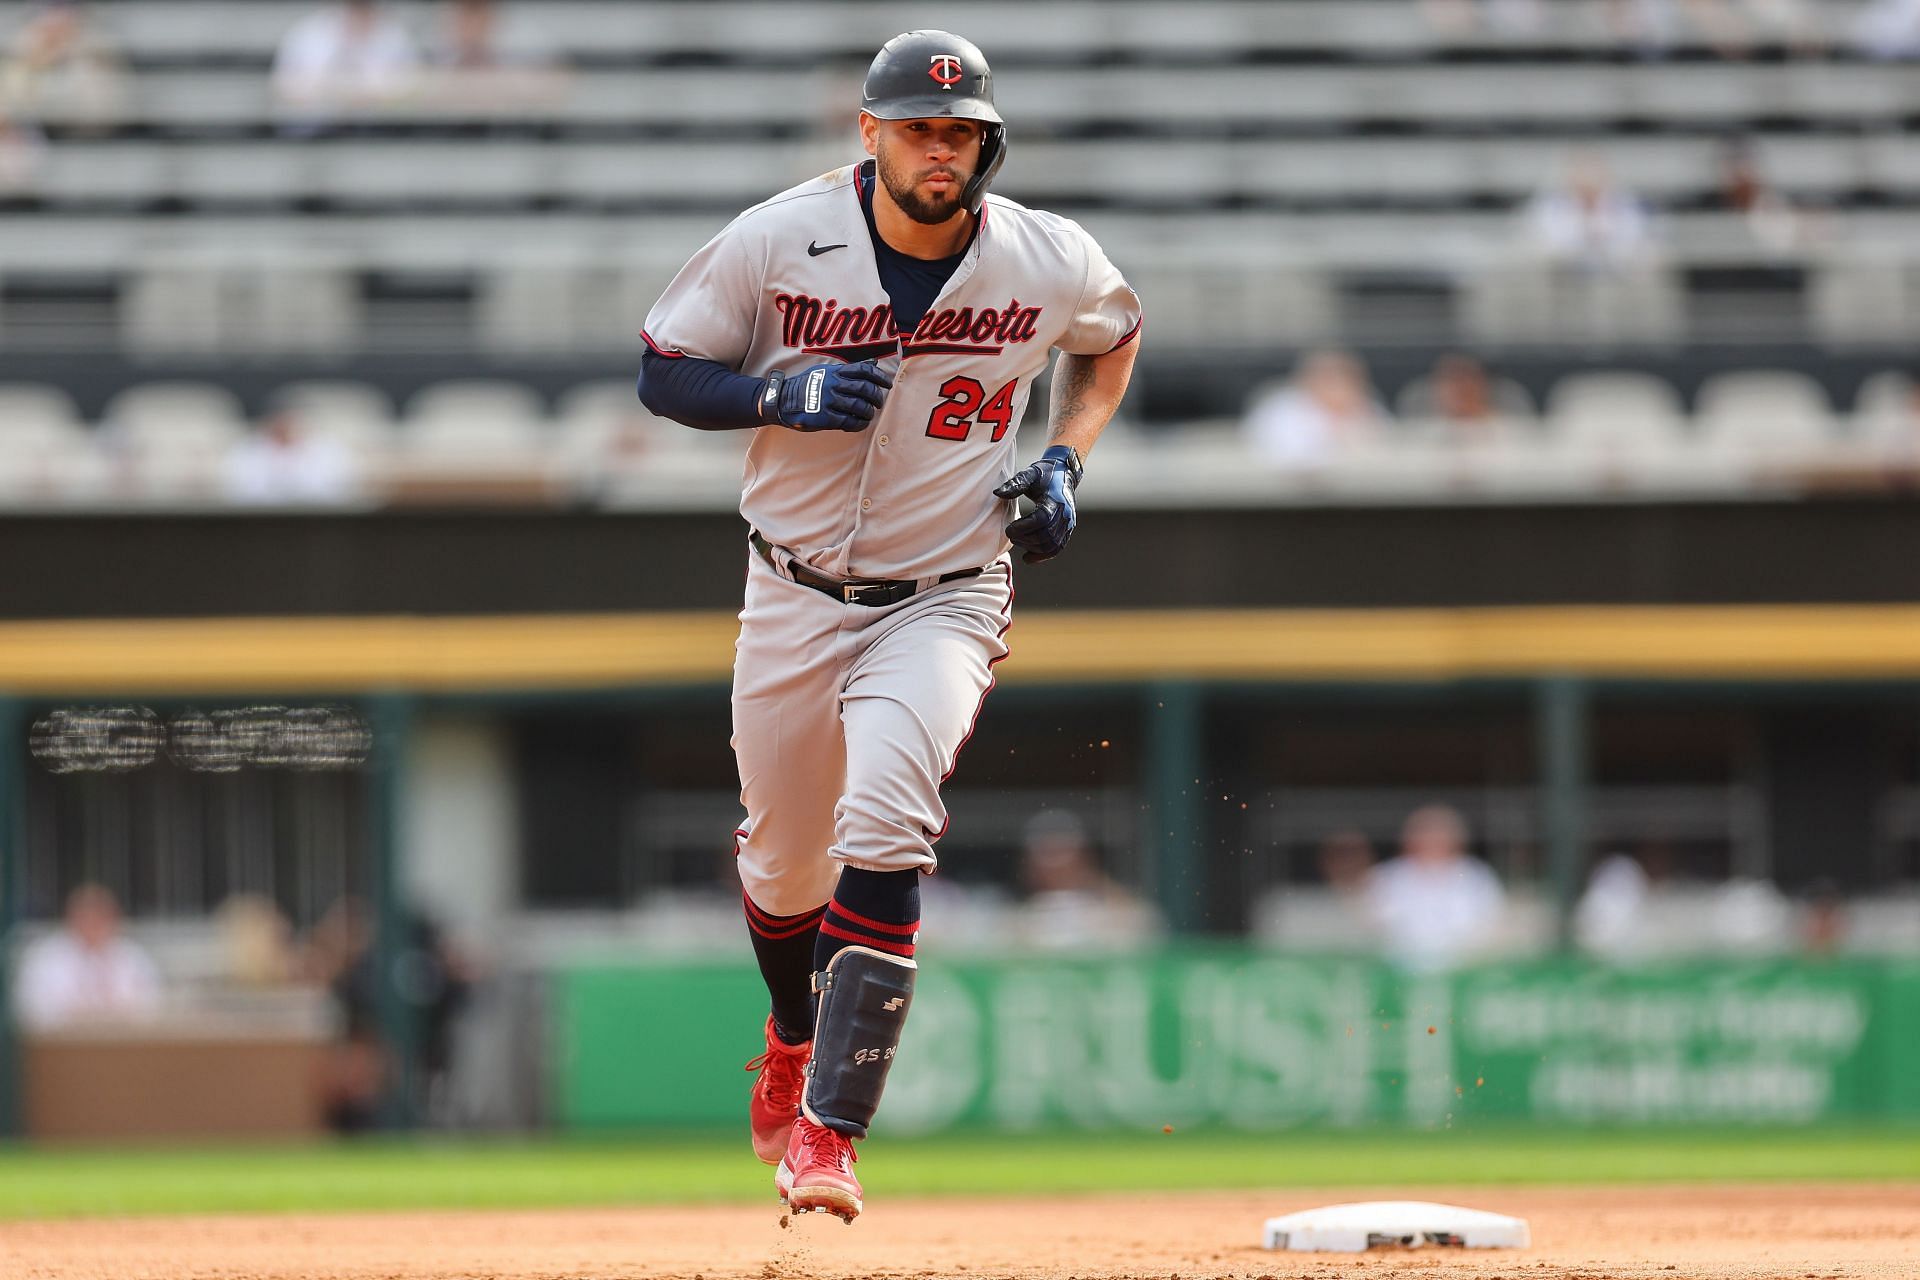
[{"left": 758, "top": 359, "right": 895, "bottom": 433}]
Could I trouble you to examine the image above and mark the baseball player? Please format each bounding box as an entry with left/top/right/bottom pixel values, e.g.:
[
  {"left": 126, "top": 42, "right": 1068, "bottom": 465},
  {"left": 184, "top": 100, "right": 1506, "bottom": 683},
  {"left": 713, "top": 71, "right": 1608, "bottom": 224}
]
[{"left": 635, "top": 29, "right": 1142, "bottom": 1222}]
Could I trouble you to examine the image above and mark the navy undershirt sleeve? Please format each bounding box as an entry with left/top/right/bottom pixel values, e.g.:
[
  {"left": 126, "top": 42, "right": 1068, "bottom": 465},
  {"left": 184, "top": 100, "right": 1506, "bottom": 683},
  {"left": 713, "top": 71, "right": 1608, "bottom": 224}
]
[{"left": 636, "top": 349, "right": 766, "bottom": 431}]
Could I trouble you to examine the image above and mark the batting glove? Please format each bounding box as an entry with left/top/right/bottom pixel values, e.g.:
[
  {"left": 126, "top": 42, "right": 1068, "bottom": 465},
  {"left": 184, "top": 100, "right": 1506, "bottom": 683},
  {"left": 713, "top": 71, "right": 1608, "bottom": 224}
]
[
  {"left": 759, "top": 360, "right": 894, "bottom": 432},
  {"left": 992, "top": 444, "right": 1084, "bottom": 564}
]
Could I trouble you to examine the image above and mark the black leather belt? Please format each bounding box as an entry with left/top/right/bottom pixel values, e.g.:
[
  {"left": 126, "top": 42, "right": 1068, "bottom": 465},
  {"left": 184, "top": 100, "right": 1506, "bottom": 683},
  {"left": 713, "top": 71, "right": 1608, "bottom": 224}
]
[{"left": 751, "top": 530, "right": 983, "bottom": 607}]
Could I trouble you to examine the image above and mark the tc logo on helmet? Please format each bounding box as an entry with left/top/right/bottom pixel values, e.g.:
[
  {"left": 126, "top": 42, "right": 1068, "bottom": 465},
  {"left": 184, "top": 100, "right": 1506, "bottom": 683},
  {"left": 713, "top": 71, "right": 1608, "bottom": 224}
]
[{"left": 928, "top": 54, "right": 963, "bottom": 87}]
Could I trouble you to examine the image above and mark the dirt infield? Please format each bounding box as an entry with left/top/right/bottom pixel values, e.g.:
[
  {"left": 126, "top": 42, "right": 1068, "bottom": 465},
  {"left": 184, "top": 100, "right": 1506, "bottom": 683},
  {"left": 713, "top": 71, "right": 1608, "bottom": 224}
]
[{"left": 4, "top": 1183, "right": 1915, "bottom": 1280}]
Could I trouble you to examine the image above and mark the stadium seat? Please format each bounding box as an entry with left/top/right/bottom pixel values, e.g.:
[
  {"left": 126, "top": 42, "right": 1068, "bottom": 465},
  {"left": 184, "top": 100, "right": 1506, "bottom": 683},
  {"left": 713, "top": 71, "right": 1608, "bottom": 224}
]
[
  {"left": 1849, "top": 371, "right": 1920, "bottom": 463},
  {"left": 554, "top": 380, "right": 710, "bottom": 488},
  {"left": 554, "top": 378, "right": 645, "bottom": 459},
  {"left": 401, "top": 416, "right": 546, "bottom": 461},
  {"left": 120, "top": 268, "right": 227, "bottom": 354},
  {"left": 1467, "top": 264, "right": 1686, "bottom": 346},
  {"left": 1853, "top": 370, "right": 1914, "bottom": 427},
  {"left": 103, "top": 381, "right": 247, "bottom": 442},
  {"left": 1545, "top": 372, "right": 1701, "bottom": 488},
  {"left": 1694, "top": 370, "right": 1838, "bottom": 463},
  {"left": 0, "top": 383, "right": 102, "bottom": 504},
  {"left": 101, "top": 61, "right": 1919, "bottom": 136},
  {"left": 173, "top": 145, "right": 317, "bottom": 205},
  {"left": 317, "top": 144, "right": 546, "bottom": 208},
  {"left": 101, "top": 381, "right": 250, "bottom": 498},
  {"left": 0, "top": 383, "right": 85, "bottom": 448},
  {"left": 270, "top": 379, "right": 392, "bottom": 426},
  {"left": 30, "top": 133, "right": 1904, "bottom": 214},
  {"left": 404, "top": 379, "right": 545, "bottom": 431},
  {"left": 246, "top": 267, "right": 362, "bottom": 353},
  {"left": 390, "top": 381, "right": 555, "bottom": 499},
  {"left": 1810, "top": 253, "right": 1916, "bottom": 346},
  {"left": 1547, "top": 371, "right": 1684, "bottom": 427},
  {"left": 398, "top": 381, "right": 550, "bottom": 488},
  {"left": 476, "top": 264, "right": 594, "bottom": 355},
  {"left": 9, "top": 0, "right": 1920, "bottom": 473},
  {"left": 267, "top": 381, "right": 397, "bottom": 459}
]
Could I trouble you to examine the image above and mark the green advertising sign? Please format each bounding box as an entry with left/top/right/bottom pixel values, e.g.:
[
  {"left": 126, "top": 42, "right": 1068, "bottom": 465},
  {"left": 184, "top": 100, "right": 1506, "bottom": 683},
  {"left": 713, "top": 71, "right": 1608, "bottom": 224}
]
[{"left": 553, "top": 949, "right": 1920, "bottom": 1131}]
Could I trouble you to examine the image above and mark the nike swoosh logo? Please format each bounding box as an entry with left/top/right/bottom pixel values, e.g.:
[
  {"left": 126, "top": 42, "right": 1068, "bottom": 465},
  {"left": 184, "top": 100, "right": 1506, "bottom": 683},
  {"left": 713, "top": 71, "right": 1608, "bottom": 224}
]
[{"left": 807, "top": 242, "right": 848, "bottom": 257}]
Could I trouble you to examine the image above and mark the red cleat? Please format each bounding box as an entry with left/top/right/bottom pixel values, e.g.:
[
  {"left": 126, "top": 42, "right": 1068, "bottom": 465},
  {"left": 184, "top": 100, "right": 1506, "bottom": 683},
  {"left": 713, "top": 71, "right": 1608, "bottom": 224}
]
[
  {"left": 774, "top": 1116, "right": 862, "bottom": 1222},
  {"left": 744, "top": 1016, "right": 810, "bottom": 1165}
]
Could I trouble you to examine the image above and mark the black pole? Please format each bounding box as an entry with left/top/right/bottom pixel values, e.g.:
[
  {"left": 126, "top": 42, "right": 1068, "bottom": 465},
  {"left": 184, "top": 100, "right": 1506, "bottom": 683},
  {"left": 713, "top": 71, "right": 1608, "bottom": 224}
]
[
  {"left": 0, "top": 698, "right": 25, "bottom": 1138},
  {"left": 1145, "top": 681, "right": 1206, "bottom": 933},
  {"left": 1535, "top": 676, "right": 1591, "bottom": 949},
  {"left": 366, "top": 694, "right": 419, "bottom": 1129}
]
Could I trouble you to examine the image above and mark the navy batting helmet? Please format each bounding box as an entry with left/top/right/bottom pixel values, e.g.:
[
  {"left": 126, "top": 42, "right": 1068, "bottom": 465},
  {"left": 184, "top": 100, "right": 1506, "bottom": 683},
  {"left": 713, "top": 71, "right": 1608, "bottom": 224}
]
[{"left": 861, "top": 30, "right": 1006, "bottom": 214}]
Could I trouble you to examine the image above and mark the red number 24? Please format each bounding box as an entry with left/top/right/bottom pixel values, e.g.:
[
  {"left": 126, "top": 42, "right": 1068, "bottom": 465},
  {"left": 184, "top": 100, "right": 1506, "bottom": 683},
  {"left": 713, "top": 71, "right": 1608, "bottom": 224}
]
[{"left": 925, "top": 377, "right": 1018, "bottom": 443}]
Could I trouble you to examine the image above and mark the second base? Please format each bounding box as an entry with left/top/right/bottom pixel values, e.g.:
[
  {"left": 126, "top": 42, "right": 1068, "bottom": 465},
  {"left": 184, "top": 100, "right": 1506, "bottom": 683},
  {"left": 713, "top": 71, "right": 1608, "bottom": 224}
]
[{"left": 1262, "top": 1200, "right": 1531, "bottom": 1253}]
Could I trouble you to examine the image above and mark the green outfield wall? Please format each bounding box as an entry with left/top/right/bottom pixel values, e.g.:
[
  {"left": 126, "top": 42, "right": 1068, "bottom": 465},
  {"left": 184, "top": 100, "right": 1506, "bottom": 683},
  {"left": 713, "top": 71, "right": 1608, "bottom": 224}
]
[{"left": 553, "top": 949, "right": 1920, "bottom": 1132}]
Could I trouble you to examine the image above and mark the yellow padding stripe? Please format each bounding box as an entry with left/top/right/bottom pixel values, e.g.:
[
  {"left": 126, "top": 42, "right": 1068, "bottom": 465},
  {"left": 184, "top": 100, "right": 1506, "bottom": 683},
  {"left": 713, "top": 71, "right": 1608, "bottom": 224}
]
[{"left": 2, "top": 606, "right": 1920, "bottom": 695}]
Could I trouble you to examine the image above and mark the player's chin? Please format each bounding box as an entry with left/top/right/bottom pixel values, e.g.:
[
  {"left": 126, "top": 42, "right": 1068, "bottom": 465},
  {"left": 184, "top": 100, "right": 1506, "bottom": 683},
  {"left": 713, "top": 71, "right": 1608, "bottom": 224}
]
[{"left": 907, "top": 187, "right": 966, "bottom": 224}]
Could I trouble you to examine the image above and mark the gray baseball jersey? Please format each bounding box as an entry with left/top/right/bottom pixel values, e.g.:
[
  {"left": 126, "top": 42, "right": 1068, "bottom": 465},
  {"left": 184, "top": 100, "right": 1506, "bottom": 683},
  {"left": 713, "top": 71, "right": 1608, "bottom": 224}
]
[
  {"left": 643, "top": 160, "right": 1142, "bottom": 581},
  {"left": 644, "top": 158, "right": 1140, "bottom": 910}
]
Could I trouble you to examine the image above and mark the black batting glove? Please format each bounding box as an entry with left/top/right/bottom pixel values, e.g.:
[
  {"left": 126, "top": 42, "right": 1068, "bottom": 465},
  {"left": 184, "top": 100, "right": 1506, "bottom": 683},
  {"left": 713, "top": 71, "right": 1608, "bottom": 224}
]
[
  {"left": 992, "top": 444, "right": 1084, "bottom": 564},
  {"left": 759, "top": 360, "right": 894, "bottom": 432}
]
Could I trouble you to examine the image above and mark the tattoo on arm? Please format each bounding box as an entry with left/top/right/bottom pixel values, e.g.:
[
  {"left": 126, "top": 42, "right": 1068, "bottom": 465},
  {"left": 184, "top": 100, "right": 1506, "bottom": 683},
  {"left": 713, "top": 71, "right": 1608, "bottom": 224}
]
[{"left": 1048, "top": 354, "right": 1098, "bottom": 442}]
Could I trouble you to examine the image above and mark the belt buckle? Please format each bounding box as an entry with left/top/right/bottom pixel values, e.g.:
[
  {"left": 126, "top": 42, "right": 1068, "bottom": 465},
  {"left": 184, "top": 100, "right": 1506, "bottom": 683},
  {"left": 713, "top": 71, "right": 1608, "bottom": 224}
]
[{"left": 842, "top": 579, "right": 908, "bottom": 606}]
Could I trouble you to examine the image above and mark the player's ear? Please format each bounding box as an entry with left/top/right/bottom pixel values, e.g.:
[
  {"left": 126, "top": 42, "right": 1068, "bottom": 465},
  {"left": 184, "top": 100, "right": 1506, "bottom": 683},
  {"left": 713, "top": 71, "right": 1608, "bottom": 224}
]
[{"left": 859, "top": 111, "right": 879, "bottom": 157}]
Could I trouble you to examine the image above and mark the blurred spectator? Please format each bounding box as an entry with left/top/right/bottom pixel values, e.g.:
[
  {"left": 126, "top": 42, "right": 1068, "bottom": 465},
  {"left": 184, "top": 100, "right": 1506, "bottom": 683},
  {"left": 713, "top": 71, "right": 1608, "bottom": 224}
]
[
  {"left": 1684, "top": 0, "right": 1822, "bottom": 58},
  {"left": 0, "top": 1, "right": 126, "bottom": 133},
  {"left": 1315, "top": 827, "right": 1380, "bottom": 940},
  {"left": 13, "top": 884, "right": 163, "bottom": 1031},
  {"left": 1316, "top": 827, "right": 1375, "bottom": 898},
  {"left": 1419, "top": 0, "right": 1548, "bottom": 38},
  {"left": 429, "top": 0, "right": 556, "bottom": 70},
  {"left": 1242, "top": 349, "right": 1388, "bottom": 466},
  {"left": 1013, "top": 810, "right": 1163, "bottom": 950},
  {"left": 214, "top": 893, "right": 299, "bottom": 987},
  {"left": 1608, "top": 0, "right": 1820, "bottom": 59},
  {"left": 222, "top": 409, "right": 360, "bottom": 506},
  {"left": 303, "top": 897, "right": 473, "bottom": 1130},
  {"left": 0, "top": 108, "right": 44, "bottom": 201},
  {"left": 272, "top": 0, "right": 420, "bottom": 131},
  {"left": 1525, "top": 153, "right": 1654, "bottom": 274},
  {"left": 302, "top": 898, "right": 383, "bottom": 1130},
  {"left": 1399, "top": 353, "right": 1534, "bottom": 445},
  {"left": 1799, "top": 879, "right": 1849, "bottom": 954},
  {"left": 1365, "top": 805, "right": 1507, "bottom": 971},
  {"left": 1423, "top": 354, "right": 1498, "bottom": 427},
  {"left": 1710, "top": 136, "right": 1812, "bottom": 256},
  {"left": 1851, "top": 0, "right": 1920, "bottom": 58},
  {"left": 421, "top": 0, "right": 568, "bottom": 114},
  {"left": 1605, "top": 0, "right": 1687, "bottom": 57},
  {"left": 1574, "top": 849, "right": 1655, "bottom": 960}
]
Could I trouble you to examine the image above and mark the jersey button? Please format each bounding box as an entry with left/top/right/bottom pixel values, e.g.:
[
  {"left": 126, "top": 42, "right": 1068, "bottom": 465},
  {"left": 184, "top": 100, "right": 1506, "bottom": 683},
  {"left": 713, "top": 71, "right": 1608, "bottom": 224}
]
[
  {"left": 878, "top": 434, "right": 889, "bottom": 445},
  {"left": 860, "top": 498, "right": 872, "bottom": 510}
]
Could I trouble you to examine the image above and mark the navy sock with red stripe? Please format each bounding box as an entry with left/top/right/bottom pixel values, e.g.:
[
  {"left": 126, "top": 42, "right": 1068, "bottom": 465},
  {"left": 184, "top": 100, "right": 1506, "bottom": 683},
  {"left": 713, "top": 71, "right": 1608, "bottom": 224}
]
[
  {"left": 743, "top": 894, "right": 825, "bottom": 1045},
  {"left": 816, "top": 866, "right": 920, "bottom": 970}
]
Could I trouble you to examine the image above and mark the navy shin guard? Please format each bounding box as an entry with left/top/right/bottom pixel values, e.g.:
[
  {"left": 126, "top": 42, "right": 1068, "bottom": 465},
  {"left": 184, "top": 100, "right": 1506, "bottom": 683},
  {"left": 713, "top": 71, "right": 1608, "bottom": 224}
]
[{"left": 801, "top": 945, "right": 916, "bottom": 1139}]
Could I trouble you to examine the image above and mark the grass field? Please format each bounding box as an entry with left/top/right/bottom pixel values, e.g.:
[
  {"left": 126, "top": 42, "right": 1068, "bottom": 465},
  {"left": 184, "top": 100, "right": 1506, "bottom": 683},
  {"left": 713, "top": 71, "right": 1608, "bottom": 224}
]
[{"left": 0, "top": 1126, "right": 1913, "bottom": 1220}]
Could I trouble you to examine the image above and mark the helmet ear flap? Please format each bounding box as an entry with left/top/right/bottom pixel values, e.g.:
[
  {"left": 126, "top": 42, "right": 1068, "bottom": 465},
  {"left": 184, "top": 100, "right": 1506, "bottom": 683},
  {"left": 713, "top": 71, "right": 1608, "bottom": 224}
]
[{"left": 963, "top": 123, "right": 1007, "bottom": 214}]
